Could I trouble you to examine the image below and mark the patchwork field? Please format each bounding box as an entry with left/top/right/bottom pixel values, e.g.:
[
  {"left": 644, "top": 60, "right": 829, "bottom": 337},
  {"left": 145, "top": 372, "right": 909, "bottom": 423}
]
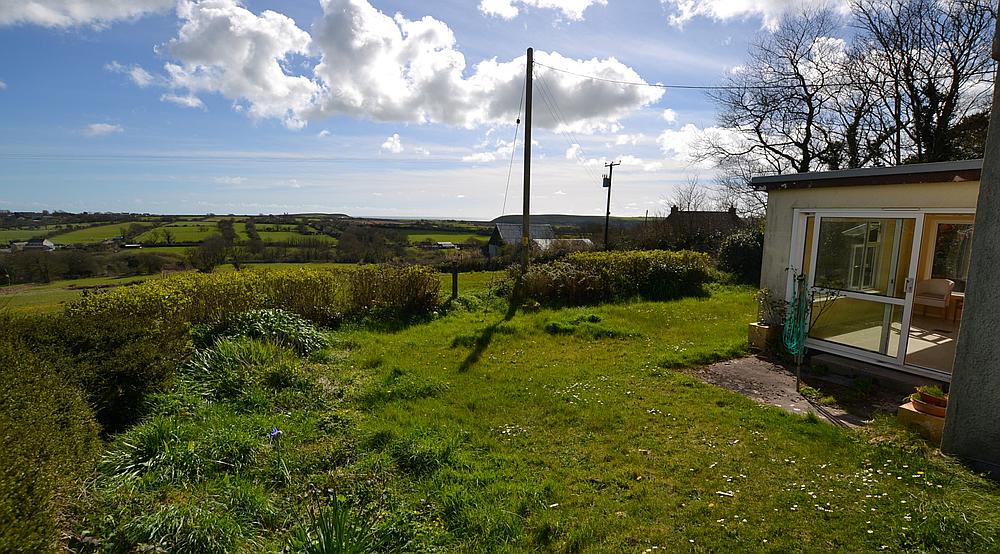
[
  {"left": 50, "top": 223, "right": 134, "bottom": 244},
  {"left": 406, "top": 231, "right": 486, "bottom": 244}
]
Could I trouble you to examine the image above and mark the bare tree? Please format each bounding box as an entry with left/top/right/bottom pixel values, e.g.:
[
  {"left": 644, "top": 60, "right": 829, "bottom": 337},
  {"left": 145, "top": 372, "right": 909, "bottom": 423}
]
[
  {"left": 852, "top": 0, "right": 996, "bottom": 162},
  {"left": 700, "top": 1, "right": 995, "bottom": 211},
  {"left": 666, "top": 176, "right": 708, "bottom": 211}
]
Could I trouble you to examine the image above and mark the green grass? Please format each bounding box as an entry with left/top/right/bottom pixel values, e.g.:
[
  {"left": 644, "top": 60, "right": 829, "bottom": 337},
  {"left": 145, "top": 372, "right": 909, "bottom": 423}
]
[
  {"left": 72, "top": 283, "right": 1000, "bottom": 552},
  {"left": 0, "top": 274, "right": 163, "bottom": 313},
  {"left": 0, "top": 229, "right": 47, "bottom": 242},
  {"left": 406, "top": 231, "right": 485, "bottom": 244},
  {"left": 51, "top": 223, "right": 135, "bottom": 244},
  {"left": 136, "top": 223, "right": 216, "bottom": 243},
  {"left": 438, "top": 270, "right": 501, "bottom": 296},
  {"left": 257, "top": 231, "right": 337, "bottom": 244}
]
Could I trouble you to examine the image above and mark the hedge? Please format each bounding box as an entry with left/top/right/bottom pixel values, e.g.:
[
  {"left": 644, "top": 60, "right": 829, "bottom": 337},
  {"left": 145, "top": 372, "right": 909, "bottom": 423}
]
[
  {"left": 505, "top": 249, "right": 712, "bottom": 306},
  {"left": 0, "top": 340, "right": 101, "bottom": 552}
]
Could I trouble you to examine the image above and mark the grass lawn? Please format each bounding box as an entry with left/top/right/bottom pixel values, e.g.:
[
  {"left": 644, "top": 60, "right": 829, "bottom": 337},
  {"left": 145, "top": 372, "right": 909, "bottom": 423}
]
[
  {"left": 76, "top": 283, "right": 1000, "bottom": 552},
  {"left": 51, "top": 223, "right": 135, "bottom": 244},
  {"left": 406, "top": 231, "right": 485, "bottom": 244}
]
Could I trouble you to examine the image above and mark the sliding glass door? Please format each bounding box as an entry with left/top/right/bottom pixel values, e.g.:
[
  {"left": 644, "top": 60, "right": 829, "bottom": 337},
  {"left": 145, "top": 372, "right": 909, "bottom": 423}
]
[{"left": 804, "top": 214, "right": 920, "bottom": 365}]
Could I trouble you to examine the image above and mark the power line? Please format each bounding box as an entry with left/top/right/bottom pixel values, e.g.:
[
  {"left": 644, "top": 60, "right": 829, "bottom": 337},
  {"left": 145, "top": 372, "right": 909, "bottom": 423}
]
[
  {"left": 501, "top": 74, "right": 526, "bottom": 217},
  {"left": 533, "top": 60, "right": 995, "bottom": 91},
  {"left": 533, "top": 70, "right": 601, "bottom": 183}
]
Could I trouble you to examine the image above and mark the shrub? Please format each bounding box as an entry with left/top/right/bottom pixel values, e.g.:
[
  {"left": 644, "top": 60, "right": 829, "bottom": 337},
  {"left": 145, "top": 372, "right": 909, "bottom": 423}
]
[
  {"left": 0, "top": 341, "right": 101, "bottom": 553},
  {"left": 346, "top": 265, "right": 441, "bottom": 319},
  {"left": 718, "top": 227, "right": 764, "bottom": 284},
  {"left": 504, "top": 250, "right": 712, "bottom": 306},
  {"left": 195, "top": 309, "right": 329, "bottom": 355}
]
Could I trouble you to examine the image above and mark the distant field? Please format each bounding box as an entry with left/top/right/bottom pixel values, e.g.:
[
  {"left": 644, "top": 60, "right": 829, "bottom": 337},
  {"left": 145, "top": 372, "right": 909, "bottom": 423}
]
[
  {"left": 137, "top": 223, "right": 216, "bottom": 243},
  {"left": 257, "top": 231, "right": 337, "bottom": 244},
  {"left": 0, "top": 274, "right": 161, "bottom": 313},
  {"left": 0, "top": 229, "right": 47, "bottom": 242},
  {"left": 406, "top": 231, "right": 485, "bottom": 244},
  {"left": 51, "top": 223, "right": 136, "bottom": 244}
]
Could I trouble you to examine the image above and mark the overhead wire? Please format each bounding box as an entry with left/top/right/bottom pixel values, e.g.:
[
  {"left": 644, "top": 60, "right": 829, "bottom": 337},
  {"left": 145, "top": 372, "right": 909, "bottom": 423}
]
[
  {"left": 501, "top": 74, "right": 526, "bottom": 217},
  {"left": 532, "top": 68, "right": 602, "bottom": 183},
  {"left": 533, "top": 60, "right": 995, "bottom": 91}
]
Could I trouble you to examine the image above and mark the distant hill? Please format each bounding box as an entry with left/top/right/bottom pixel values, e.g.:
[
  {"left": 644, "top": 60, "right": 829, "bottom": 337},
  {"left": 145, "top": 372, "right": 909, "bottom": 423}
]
[{"left": 490, "top": 214, "right": 643, "bottom": 229}]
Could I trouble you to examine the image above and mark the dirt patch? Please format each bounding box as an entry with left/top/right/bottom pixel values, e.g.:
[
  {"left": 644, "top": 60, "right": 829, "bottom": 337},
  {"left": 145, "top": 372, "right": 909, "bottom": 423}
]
[{"left": 687, "top": 355, "right": 900, "bottom": 428}]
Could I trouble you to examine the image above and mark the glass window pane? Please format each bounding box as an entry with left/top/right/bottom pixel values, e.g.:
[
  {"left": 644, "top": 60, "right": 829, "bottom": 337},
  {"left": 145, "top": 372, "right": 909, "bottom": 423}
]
[
  {"left": 932, "top": 223, "right": 974, "bottom": 293},
  {"left": 813, "top": 217, "right": 913, "bottom": 299},
  {"left": 809, "top": 295, "right": 903, "bottom": 357}
]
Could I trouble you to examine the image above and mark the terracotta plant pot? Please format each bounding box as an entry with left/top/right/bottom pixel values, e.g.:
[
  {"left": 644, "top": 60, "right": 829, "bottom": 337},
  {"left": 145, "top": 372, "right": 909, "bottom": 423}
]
[
  {"left": 917, "top": 390, "right": 948, "bottom": 407},
  {"left": 910, "top": 393, "right": 947, "bottom": 418}
]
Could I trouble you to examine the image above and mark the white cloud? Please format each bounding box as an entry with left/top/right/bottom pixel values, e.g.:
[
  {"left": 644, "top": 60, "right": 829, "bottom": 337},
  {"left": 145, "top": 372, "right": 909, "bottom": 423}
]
[
  {"left": 554, "top": 189, "right": 567, "bottom": 195},
  {"left": 478, "top": 0, "right": 606, "bottom": 21},
  {"left": 462, "top": 151, "right": 498, "bottom": 163},
  {"left": 662, "top": 0, "right": 849, "bottom": 30},
  {"left": 661, "top": 108, "right": 677, "bottom": 124},
  {"left": 618, "top": 154, "right": 663, "bottom": 172},
  {"left": 134, "top": 0, "right": 660, "bottom": 133},
  {"left": 214, "top": 176, "right": 246, "bottom": 185},
  {"left": 615, "top": 133, "right": 645, "bottom": 145},
  {"left": 657, "top": 123, "right": 741, "bottom": 166},
  {"left": 0, "top": 80, "right": 7, "bottom": 90},
  {"left": 83, "top": 123, "right": 123, "bottom": 136},
  {"left": 565, "top": 143, "right": 582, "bottom": 160},
  {"left": 381, "top": 133, "right": 403, "bottom": 153},
  {"left": 161, "top": 93, "right": 205, "bottom": 109},
  {"left": 317, "top": 129, "right": 331, "bottom": 138},
  {"left": 159, "top": 0, "right": 318, "bottom": 129},
  {"left": 106, "top": 62, "right": 160, "bottom": 87},
  {"left": 0, "top": 0, "right": 175, "bottom": 28},
  {"left": 414, "top": 146, "right": 430, "bottom": 156}
]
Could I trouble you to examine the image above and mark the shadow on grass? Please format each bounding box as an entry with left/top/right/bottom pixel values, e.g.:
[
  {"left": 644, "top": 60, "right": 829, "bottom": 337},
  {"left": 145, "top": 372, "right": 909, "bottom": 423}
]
[{"left": 457, "top": 287, "right": 520, "bottom": 373}]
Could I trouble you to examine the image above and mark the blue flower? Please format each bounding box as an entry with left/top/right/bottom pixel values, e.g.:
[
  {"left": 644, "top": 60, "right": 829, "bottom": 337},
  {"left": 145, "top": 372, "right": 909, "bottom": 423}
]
[{"left": 269, "top": 427, "right": 283, "bottom": 440}]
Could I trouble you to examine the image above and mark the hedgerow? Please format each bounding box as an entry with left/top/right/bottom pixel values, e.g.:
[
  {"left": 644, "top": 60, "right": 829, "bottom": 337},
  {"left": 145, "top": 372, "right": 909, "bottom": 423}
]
[
  {"left": 46, "top": 266, "right": 437, "bottom": 431},
  {"left": 0, "top": 340, "right": 101, "bottom": 553},
  {"left": 497, "top": 250, "right": 712, "bottom": 306}
]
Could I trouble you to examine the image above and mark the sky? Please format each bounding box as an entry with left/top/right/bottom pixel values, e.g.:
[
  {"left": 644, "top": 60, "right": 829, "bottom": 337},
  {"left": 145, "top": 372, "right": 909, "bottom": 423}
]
[{"left": 0, "top": 0, "right": 846, "bottom": 219}]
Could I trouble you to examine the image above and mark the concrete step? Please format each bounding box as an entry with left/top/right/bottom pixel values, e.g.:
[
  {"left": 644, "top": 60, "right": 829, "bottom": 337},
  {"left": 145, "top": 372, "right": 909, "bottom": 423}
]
[{"left": 807, "top": 353, "right": 946, "bottom": 394}]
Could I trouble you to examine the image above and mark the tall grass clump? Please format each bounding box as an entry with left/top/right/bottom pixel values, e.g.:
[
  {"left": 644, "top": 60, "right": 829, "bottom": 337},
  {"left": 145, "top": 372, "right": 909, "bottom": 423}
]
[
  {"left": 194, "top": 309, "right": 329, "bottom": 355},
  {"left": 0, "top": 339, "right": 101, "bottom": 552},
  {"left": 288, "top": 496, "right": 373, "bottom": 554},
  {"left": 499, "top": 250, "right": 712, "bottom": 306}
]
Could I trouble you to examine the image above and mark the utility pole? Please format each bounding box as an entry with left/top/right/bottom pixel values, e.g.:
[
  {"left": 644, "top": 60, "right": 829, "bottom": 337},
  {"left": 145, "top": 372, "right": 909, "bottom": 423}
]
[
  {"left": 521, "top": 47, "right": 533, "bottom": 272},
  {"left": 602, "top": 160, "right": 621, "bottom": 251}
]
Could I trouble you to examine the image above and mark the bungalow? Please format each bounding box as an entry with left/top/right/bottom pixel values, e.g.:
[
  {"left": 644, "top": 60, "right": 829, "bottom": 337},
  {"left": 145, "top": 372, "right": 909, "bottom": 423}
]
[
  {"left": 754, "top": 159, "right": 981, "bottom": 383},
  {"left": 10, "top": 238, "right": 56, "bottom": 252},
  {"left": 487, "top": 223, "right": 555, "bottom": 258}
]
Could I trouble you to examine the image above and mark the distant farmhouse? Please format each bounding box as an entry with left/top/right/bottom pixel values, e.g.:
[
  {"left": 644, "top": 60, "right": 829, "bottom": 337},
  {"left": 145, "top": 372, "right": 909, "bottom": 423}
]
[
  {"left": 9, "top": 238, "right": 56, "bottom": 252},
  {"left": 487, "top": 223, "right": 593, "bottom": 257},
  {"left": 663, "top": 206, "right": 742, "bottom": 238}
]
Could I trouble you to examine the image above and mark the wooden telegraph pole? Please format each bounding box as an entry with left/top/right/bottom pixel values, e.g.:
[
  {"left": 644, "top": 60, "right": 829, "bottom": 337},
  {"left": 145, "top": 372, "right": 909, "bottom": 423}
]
[
  {"left": 521, "top": 47, "right": 533, "bottom": 272},
  {"left": 602, "top": 160, "right": 621, "bottom": 251}
]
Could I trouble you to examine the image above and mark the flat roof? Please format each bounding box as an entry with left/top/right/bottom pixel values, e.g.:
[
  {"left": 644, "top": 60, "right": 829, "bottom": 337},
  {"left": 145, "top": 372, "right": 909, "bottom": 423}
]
[{"left": 752, "top": 159, "right": 983, "bottom": 191}]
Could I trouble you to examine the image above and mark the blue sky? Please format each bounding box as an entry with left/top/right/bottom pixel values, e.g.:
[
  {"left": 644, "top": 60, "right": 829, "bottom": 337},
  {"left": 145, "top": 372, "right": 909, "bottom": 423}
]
[{"left": 0, "top": 0, "right": 839, "bottom": 218}]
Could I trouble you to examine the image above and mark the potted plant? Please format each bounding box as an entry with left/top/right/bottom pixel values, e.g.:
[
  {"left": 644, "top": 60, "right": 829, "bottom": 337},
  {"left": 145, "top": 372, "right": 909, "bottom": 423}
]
[
  {"left": 748, "top": 288, "right": 785, "bottom": 353},
  {"left": 910, "top": 385, "right": 948, "bottom": 418}
]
